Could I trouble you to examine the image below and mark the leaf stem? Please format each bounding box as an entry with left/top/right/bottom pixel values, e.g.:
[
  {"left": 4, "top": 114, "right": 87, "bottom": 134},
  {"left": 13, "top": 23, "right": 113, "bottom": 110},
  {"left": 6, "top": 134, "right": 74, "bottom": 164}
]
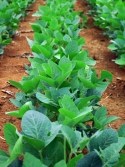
[
  {"left": 68, "top": 151, "right": 73, "bottom": 161},
  {"left": 39, "top": 150, "right": 43, "bottom": 162},
  {"left": 64, "top": 136, "right": 67, "bottom": 162}
]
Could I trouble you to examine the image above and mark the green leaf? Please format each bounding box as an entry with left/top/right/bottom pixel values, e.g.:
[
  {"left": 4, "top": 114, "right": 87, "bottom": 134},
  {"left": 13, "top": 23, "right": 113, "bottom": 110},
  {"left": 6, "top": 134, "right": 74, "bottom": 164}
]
[
  {"left": 68, "top": 154, "right": 83, "bottom": 167},
  {"left": 54, "top": 160, "right": 67, "bottom": 167},
  {"left": 21, "top": 110, "right": 51, "bottom": 142},
  {"left": 118, "top": 124, "right": 125, "bottom": 137},
  {"left": 59, "top": 108, "right": 76, "bottom": 119},
  {"left": 32, "top": 45, "right": 51, "bottom": 58},
  {"left": 115, "top": 54, "right": 125, "bottom": 66},
  {"left": 31, "top": 24, "right": 42, "bottom": 33},
  {"left": 61, "top": 125, "right": 77, "bottom": 149},
  {"left": 45, "top": 123, "right": 62, "bottom": 146},
  {"left": 76, "top": 151, "right": 102, "bottom": 167},
  {"left": 48, "top": 60, "right": 62, "bottom": 79},
  {"left": 8, "top": 159, "right": 22, "bottom": 167},
  {"left": 65, "top": 40, "right": 78, "bottom": 54},
  {"left": 23, "top": 136, "right": 45, "bottom": 151},
  {"left": 53, "top": 142, "right": 64, "bottom": 164},
  {"left": 10, "top": 136, "right": 23, "bottom": 160},
  {"left": 89, "top": 129, "right": 118, "bottom": 151},
  {"left": 49, "top": 18, "right": 60, "bottom": 30},
  {"left": 6, "top": 101, "right": 32, "bottom": 118},
  {"left": 22, "top": 153, "right": 47, "bottom": 167},
  {"left": 0, "top": 49, "right": 4, "bottom": 54},
  {"left": 94, "top": 106, "right": 119, "bottom": 127},
  {"left": 44, "top": 139, "right": 59, "bottom": 159},
  {"left": 108, "top": 44, "right": 117, "bottom": 51},
  {"left": 100, "top": 137, "right": 125, "bottom": 166},
  {"left": 0, "top": 150, "right": 9, "bottom": 164},
  {"left": 54, "top": 31, "right": 63, "bottom": 41},
  {"left": 36, "top": 92, "right": 58, "bottom": 107},
  {"left": 60, "top": 95, "right": 79, "bottom": 114},
  {"left": 4, "top": 123, "right": 18, "bottom": 153},
  {"left": 113, "top": 153, "right": 125, "bottom": 167},
  {"left": 9, "top": 80, "right": 23, "bottom": 91}
]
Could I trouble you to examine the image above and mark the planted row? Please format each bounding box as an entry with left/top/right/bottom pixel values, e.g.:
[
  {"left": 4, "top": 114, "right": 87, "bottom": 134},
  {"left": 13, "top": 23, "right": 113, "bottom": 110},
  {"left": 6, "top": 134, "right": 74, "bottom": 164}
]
[
  {"left": 1, "top": 0, "right": 125, "bottom": 166},
  {"left": 0, "top": 0, "right": 35, "bottom": 54},
  {"left": 87, "top": 0, "right": 125, "bottom": 66}
]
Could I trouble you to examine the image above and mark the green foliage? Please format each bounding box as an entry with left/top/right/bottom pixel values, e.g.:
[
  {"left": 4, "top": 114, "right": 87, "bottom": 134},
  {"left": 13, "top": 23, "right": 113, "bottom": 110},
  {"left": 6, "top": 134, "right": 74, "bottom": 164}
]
[
  {"left": 0, "top": 0, "right": 35, "bottom": 54},
  {"left": 87, "top": 0, "right": 125, "bottom": 66},
  {"left": 1, "top": 0, "right": 125, "bottom": 166}
]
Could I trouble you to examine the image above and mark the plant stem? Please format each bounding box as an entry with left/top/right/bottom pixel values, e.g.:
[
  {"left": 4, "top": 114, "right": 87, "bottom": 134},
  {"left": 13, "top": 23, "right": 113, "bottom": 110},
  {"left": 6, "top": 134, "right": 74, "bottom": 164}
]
[
  {"left": 64, "top": 136, "right": 67, "bottom": 162},
  {"left": 68, "top": 151, "right": 73, "bottom": 161},
  {"left": 39, "top": 150, "right": 43, "bottom": 162}
]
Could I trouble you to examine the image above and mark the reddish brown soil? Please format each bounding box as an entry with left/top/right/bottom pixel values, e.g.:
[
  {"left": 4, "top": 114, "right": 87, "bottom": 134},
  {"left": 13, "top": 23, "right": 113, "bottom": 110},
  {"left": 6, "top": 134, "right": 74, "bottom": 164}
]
[
  {"left": 0, "top": 0, "right": 45, "bottom": 151},
  {"left": 75, "top": 0, "right": 125, "bottom": 130},
  {"left": 0, "top": 0, "right": 125, "bottom": 152}
]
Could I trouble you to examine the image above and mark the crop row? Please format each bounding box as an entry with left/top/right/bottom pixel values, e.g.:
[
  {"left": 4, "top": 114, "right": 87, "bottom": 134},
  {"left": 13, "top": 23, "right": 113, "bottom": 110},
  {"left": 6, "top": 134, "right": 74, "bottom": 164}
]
[
  {"left": 1, "top": 0, "right": 125, "bottom": 166},
  {"left": 0, "top": 0, "right": 35, "bottom": 55},
  {"left": 87, "top": 0, "right": 125, "bottom": 66}
]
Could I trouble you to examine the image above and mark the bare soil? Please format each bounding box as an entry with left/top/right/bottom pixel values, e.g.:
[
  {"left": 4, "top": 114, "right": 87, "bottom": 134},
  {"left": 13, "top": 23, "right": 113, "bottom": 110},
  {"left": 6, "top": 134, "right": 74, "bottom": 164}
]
[{"left": 0, "top": 0, "right": 125, "bottom": 152}]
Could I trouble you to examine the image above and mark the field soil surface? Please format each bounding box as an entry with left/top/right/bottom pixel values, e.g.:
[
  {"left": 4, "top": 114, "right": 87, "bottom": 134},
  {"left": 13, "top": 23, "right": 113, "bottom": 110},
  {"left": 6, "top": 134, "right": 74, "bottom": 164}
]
[{"left": 0, "top": 0, "right": 125, "bottom": 152}]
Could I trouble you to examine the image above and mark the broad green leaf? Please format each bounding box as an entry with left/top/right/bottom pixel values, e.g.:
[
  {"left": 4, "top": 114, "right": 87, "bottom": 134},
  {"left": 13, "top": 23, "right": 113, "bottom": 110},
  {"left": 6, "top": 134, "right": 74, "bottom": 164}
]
[
  {"left": 65, "top": 40, "right": 78, "bottom": 54},
  {"left": 76, "top": 151, "right": 102, "bottom": 167},
  {"left": 54, "top": 31, "right": 63, "bottom": 41},
  {"left": 113, "top": 153, "right": 125, "bottom": 167},
  {"left": 8, "top": 159, "right": 22, "bottom": 167},
  {"left": 49, "top": 18, "right": 60, "bottom": 30},
  {"left": 36, "top": 92, "right": 58, "bottom": 107},
  {"left": 52, "top": 142, "right": 64, "bottom": 164},
  {"left": 89, "top": 129, "right": 118, "bottom": 151},
  {"left": 0, "top": 150, "right": 9, "bottom": 164},
  {"left": 23, "top": 143, "right": 40, "bottom": 159},
  {"left": 0, "top": 49, "right": 4, "bottom": 54},
  {"left": 10, "top": 136, "right": 23, "bottom": 160},
  {"left": 59, "top": 108, "right": 76, "bottom": 119},
  {"left": 48, "top": 60, "right": 62, "bottom": 79},
  {"left": 118, "top": 124, "right": 125, "bottom": 137},
  {"left": 54, "top": 160, "right": 67, "bottom": 167},
  {"left": 92, "top": 70, "right": 112, "bottom": 92},
  {"left": 61, "top": 125, "right": 77, "bottom": 149},
  {"left": 68, "top": 154, "right": 83, "bottom": 167},
  {"left": 108, "top": 44, "right": 117, "bottom": 51},
  {"left": 94, "top": 106, "right": 119, "bottom": 127},
  {"left": 32, "top": 45, "right": 51, "bottom": 58},
  {"left": 9, "top": 80, "right": 23, "bottom": 91},
  {"left": 44, "top": 139, "right": 59, "bottom": 159},
  {"left": 4, "top": 123, "right": 18, "bottom": 153},
  {"left": 45, "top": 123, "right": 61, "bottom": 146},
  {"left": 40, "top": 76, "right": 55, "bottom": 87},
  {"left": 22, "top": 153, "right": 47, "bottom": 167},
  {"left": 23, "top": 136, "right": 45, "bottom": 151},
  {"left": 6, "top": 101, "right": 32, "bottom": 118},
  {"left": 60, "top": 95, "right": 79, "bottom": 114},
  {"left": 100, "top": 137, "right": 125, "bottom": 167},
  {"left": 115, "top": 54, "right": 125, "bottom": 66},
  {"left": 31, "top": 24, "right": 42, "bottom": 33},
  {"left": 21, "top": 110, "right": 51, "bottom": 142}
]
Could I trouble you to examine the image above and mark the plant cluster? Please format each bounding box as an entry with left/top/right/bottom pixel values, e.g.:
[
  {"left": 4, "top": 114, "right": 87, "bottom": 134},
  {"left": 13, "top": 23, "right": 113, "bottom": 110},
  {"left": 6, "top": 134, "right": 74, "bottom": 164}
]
[
  {"left": 87, "top": 0, "right": 125, "bottom": 66},
  {"left": 0, "top": 0, "right": 35, "bottom": 55},
  {"left": 1, "top": 0, "right": 125, "bottom": 166}
]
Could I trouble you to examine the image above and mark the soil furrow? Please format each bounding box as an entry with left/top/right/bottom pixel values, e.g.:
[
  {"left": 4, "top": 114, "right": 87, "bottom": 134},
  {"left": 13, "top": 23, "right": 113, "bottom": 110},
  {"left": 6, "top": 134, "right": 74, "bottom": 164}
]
[
  {"left": 0, "top": 0, "right": 45, "bottom": 151},
  {"left": 75, "top": 0, "right": 125, "bottom": 130}
]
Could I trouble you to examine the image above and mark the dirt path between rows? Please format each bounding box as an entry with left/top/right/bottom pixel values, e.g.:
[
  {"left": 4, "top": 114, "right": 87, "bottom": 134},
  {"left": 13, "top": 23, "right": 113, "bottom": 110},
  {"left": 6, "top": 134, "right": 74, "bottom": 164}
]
[
  {"left": 0, "top": 0, "right": 45, "bottom": 151},
  {"left": 0, "top": 0, "right": 125, "bottom": 152},
  {"left": 75, "top": 0, "right": 125, "bottom": 130}
]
